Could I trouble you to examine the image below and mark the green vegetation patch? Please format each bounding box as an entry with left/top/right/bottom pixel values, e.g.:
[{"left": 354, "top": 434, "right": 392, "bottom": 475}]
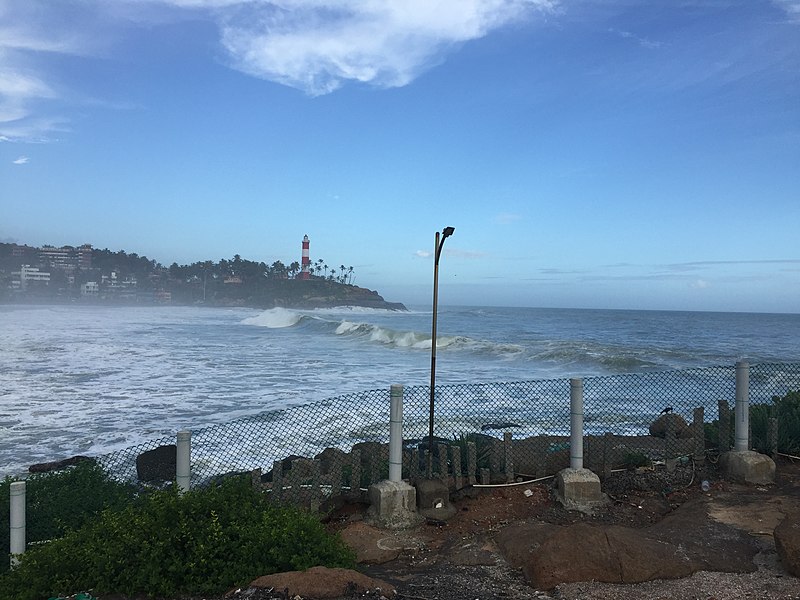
[{"left": 1, "top": 476, "right": 354, "bottom": 600}]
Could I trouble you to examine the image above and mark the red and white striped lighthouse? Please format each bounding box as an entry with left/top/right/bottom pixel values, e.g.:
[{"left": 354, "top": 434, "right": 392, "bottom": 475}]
[{"left": 300, "top": 234, "right": 311, "bottom": 280}]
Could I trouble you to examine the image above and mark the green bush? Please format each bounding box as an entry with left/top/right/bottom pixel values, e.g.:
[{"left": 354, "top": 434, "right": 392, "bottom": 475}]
[
  {"left": 704, "top": 390, "right": 800, "bottom": 455},
  {"left": 0, "top": 476, "right": 355, "bottom": 600},
  {"left": 1, "top": 461, "right": 137, "bottom": 575},
  {"left": 751, "top": 390, "right": 800, "bottom": 456}
]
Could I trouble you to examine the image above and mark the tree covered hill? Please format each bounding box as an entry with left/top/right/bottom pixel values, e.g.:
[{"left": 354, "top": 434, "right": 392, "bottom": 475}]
[{"left": 0, "top": 244, "right": 406, "bottom": 311}]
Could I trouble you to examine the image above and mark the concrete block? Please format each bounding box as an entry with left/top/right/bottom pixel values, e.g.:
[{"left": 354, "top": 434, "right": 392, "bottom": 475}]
[
  {"left": 415, "top": 478, "right": 457, "bottom": 521},
  {"left": 366, "top": 480, "right": 424, "bottom": 530},
  {"left": 555, "top": 468, "right": 608, "bottom": 514},
  {"left": 719, "top": 450, "right": 775, "bottom": 485}
]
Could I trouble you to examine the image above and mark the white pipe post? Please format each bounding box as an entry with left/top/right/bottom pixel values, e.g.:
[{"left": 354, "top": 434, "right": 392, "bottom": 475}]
[
  {"left": 734, "top": 361, "right": 750, "bottom": 452},
  {"left": 389, "top": 384, "right": 404, "bottom": 482},
  {"left": 176, "top": 430, "right": 191, "bottom": 493},
  {"left": 570, "top": 378, "right": 584, "bottom": 470},
  {"left": 10, "top": 481, "right": 26, "bottom": 568}
]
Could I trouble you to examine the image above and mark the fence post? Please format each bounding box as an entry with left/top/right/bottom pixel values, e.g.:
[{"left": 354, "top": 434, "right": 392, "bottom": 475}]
[
  {"left": 272, "top": 460, "right": 283, "bottom": 501},
  {"left": 570, "top": 378, "right": 584, "bottom": 470},
  {"left": 467, "top": 442, "right": 477, "bottom": 485},
  {"left": 768, "top": 417, "right": 779, "bottom": 458},
  {"left": 504, "top": 431, "right": 515, "bottom": 483},
  {"left": 10, "top": 481, "right": 25, "bottom": 568},
  {"left": 693, "top": 407, "right": 705, "bottom": 465},
  {"left": 718, "top": 400, "right": 731, "bottom": 451},
  {"left": 451, "top": 445, "right": 463, "bottom": 490},
  {"left": 176, "top": 430, "right": 191, "bottom": 494},
  {"left": 735, "top": 361, "right": 750, "bottom": 452},
  {"left": 389, "top": 385, "right": 403, "bottom": 482}
]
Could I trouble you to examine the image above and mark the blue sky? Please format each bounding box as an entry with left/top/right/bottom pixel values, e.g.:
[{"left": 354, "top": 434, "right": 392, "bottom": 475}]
[{"left": 1, "top": 0, "right": 799, "bottom": 313}]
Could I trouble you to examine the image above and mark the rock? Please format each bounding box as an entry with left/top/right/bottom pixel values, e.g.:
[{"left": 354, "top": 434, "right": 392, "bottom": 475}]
[
  {"left": 495, "top": 523, "right": 560, "bottom": 568},
  {"left": 136, "top": 444, "right": 176, "bottom": 482},
  {"left": 250, "top": 566, "right": 394, "bottom": 599},
  {"left": 775, "top": 512, "right": 800, "bottom": 576},
  {"left": 524, "top": 523, "right": 695, "bottom": 589},
  {"left": 340, "top": 521, "right": 424, "bottom": 564},
  {"left": 649, "top": 413, "right": 692, "bottom": 439},
  {"left": 481, "top": 422, "right": 521, "bottom": 431},
  {"left": 29, "top": 455, "right": 95, "bottom": 473},
  {"left": 262, "top": 454, "right": 311, "bottom": 482},
  {"left": 315, "top": 447, "right": 348, "bottom": 474},
  {"left": 497, "top": 499, "right": 759, "bottom": 590}
]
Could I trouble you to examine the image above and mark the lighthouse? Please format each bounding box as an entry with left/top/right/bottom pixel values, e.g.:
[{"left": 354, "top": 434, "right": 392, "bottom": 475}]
[{"left": 300, "top": 235, "right": 311, "bottom": 280}]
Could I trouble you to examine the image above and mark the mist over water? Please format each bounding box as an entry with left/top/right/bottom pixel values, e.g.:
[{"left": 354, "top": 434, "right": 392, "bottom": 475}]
[{"left": 1, "top": 304, "right": 799, "bottom": 476}]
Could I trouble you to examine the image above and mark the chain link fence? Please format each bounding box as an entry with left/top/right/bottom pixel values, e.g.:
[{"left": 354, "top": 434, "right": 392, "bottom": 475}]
[{"left": 4, "top": 361, "right": 800, "bottom": 569}]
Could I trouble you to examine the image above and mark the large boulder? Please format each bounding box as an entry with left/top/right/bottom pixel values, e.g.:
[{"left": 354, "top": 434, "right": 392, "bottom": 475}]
[
  {"left": 249, "top": 566, "right": 394, "bottom": 599},
  {"left": 775, "top": 512, "right": 800, "bottom": 576},
  {"left": 524, "top": 523, "right": 694, "bottom": 589},
  {"left": 136, "top": 444, "right": 176, "bottom": 482},
  {"left": 649, "top": 413, "right": 693, "bottom": 439},
  {"left": 497, "top": 498, "right": 759, "bottom": 590},
  {"left": 29, "top": 455, "right": 95, "bottom": 473},
  {"left": 315, "top": 447, "right": 348, "bottom": 475}
]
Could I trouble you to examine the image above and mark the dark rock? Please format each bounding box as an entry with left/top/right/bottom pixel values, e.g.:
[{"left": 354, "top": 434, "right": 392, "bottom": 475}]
[
  {"left": 136, "top": 444, "right": 176, "bottom": 482},
  {"left": 315, "top": 447, "right": 348, "bottom": 474},
  {"left": 775, "top": 511, "right": 800, "bottom": 576},
  {"left": 250, "top": 566, "right": 394, "bottom": 599},
  {"left": 29, "top": 455, "right": 95, "bottom": 473},
  {"left": 497, "top": 498, "right": 759, "bottom": 590},
  {"left": 649, "top": 413, "right": 693, "bottom": 439},
  {"left": 495, "top": 522, "right": 560, "bottom": 568},
  {"left": 261, "top": 454, "right": 311, "bottom": 482},
  {"left": 481, "top": 422, "right": 521, "bottom": 431}
]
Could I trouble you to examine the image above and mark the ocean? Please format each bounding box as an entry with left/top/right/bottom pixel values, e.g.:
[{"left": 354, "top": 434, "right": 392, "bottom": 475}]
[{"left": 1, "top": 303, "right": 799, "bottom": 477}]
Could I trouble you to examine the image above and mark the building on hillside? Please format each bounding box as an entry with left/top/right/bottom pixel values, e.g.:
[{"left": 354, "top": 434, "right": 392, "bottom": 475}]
[
  {"left": 38, "top": 244, "right": 93, "bottom": 272},
  {"left": 12, "top": 265, "right": 51, "bottom": 290},
  {"left": 81, "top": 281, "right": 99, "bottom": 296},
  {"left": 299, "top": 234, "right": 311, "bottom": 280}
]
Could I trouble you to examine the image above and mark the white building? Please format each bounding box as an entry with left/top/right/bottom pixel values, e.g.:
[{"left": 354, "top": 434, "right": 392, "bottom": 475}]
[
  {"left": 12, "top": 265, "right": 51, "bottom": 290},
  {"left": 81, "top": 282, "right": 99, "bottom": 296}
]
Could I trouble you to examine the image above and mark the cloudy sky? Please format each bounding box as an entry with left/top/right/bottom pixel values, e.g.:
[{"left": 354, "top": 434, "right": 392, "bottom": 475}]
[{"left": 1, "top": 0, "right": 798, "bottom": 312}]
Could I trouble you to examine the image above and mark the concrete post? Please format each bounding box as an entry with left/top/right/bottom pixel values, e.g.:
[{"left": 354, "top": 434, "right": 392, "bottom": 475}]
[
  {"left": 389, "top": 385, "right": 403, "bottom": 482},
  {"left": 10, "top": 481, "right": 25, "bottom": 568},
  {"left": 570, "top": 378, "right": 584, "bottom": 470},
  {"left": 176, "top": 430, "right": 191, "bottom": 494},
  {"left": 735, "top": 361, "right": 750, "bottom": 452}
]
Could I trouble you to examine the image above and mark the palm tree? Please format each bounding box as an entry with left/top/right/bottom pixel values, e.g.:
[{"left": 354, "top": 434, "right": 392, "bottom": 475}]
[{"left": 347, "top": 266, "right": 354, "bottom": 285}]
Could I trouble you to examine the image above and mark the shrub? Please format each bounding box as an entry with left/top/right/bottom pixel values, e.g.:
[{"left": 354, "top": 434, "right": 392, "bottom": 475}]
[
  {"left": 1, "top": 461, "right": 137, "bottom": 575},
  {"left": 0, "top": 476, "right": 355, "bottom": 600},
  {"left": 704, "top": 390, "right": 800, "bottom": 455},
  {"left": 751, "top": 390, "right": 800, "bottom": 456}
]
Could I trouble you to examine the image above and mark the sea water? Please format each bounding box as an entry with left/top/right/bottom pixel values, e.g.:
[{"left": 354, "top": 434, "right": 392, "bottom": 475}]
[{"left": 1, "top": 303, "right": 799, "bottom": 477}]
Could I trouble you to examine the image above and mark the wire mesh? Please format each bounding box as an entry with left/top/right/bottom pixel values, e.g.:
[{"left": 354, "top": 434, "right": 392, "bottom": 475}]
[{"left": 3, "top": 361, "right": 799, "bottom": 566}]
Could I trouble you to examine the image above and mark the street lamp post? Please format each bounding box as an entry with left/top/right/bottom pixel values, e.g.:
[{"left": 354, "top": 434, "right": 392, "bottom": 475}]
[{"left": 427, "top": 226, "right": 455, "bottom": 477}]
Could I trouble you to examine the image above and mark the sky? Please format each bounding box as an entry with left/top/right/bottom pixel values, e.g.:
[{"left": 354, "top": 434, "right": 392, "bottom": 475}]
[{"left": 1, "top": 0, "right": 799, "bottom": 313}]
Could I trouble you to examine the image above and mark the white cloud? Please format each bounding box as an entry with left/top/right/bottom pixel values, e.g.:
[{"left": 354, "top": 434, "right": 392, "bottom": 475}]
[
  {"left": 608, "top": 27, "right": 661, "bottom": 49},
  {"left": 414, "top": 250, "right": 432, "bottom": 258},
  {"left": 217, "top": 0, "right": 559, "bottom": 95},
  {"left": 772, "top": 0, "right": 800, "bottom": 21},
  {"left": 12, "top": 155, "right": 29, "bottom": 164}
]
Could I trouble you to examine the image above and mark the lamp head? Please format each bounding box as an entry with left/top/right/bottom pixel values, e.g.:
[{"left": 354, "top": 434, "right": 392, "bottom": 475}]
[{"left": 442, "top": 226, "right": 455, "bottom": 239}]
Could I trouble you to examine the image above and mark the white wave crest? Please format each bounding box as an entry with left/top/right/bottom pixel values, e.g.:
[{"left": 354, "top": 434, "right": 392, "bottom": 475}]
[{"left": 241, "top": 307, "right": 303, "bottom": 328}]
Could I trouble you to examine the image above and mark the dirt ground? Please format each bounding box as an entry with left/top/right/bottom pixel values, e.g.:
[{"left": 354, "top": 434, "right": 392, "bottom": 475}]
[
  {"left": 324, "top": 455, "right": 800, "bottom": 600},
  {"left": 82, "top": 456, "right": 800, "bottom": 600}
]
